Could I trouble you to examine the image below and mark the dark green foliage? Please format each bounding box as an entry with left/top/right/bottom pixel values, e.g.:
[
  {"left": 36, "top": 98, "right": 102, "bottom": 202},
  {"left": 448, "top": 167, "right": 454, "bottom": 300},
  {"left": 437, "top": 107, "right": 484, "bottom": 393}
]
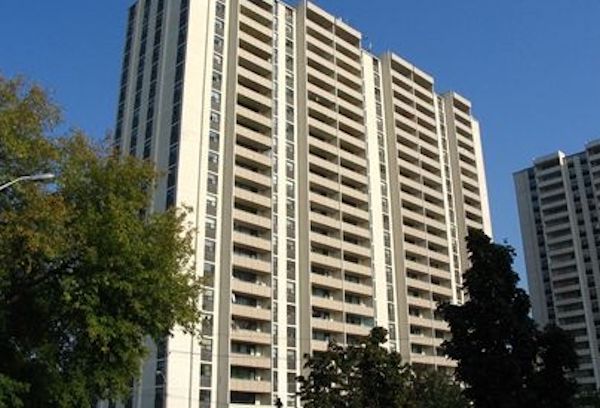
[
  {"left": 575, "top": 389, "right": 600, "bottom": 408},
  {"left": 530, "top": 324, "right": 578, "bottom": 408},
  {"left": 297, "top": 341, "right": 351, "bottom": 408},
  {"left": 297, "top": 327, "right": 468, "bottom": 408},
  {"left": 347, "top": 327, "right": 415, "bottom": 408},
  {"left": 439, "top": 229, "right": 579, "bottom": 408},
  {"left": 412, "top": 369, "right": 469, "bottom": 408},
  {"left": 0, "top": 76, "right": 203, "bottom": 407}
]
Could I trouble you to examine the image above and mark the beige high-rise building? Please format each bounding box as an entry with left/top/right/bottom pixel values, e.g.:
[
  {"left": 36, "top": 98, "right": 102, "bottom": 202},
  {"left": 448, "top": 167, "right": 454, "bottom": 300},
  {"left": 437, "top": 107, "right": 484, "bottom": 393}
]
[
  {"left": 105, "top": 0, "right": 491, "bottom": 406},
  {"left": 515, "top": 143, "right": 600, "bottom": 390}
]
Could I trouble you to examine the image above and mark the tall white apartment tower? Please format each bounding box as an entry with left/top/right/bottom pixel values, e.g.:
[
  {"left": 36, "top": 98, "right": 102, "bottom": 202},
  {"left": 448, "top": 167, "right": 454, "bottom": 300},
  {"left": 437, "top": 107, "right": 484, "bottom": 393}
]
[
  {"left": 515, "top": 142, "right": 600, "bottom": 390},
  {"left": 107, "top": 0, "right": 491, "bottom": 406}
]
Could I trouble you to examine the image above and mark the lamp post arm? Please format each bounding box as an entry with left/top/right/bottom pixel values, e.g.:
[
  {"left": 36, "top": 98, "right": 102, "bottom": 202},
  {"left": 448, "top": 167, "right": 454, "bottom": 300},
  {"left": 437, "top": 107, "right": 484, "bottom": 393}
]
[
  {"left": 0, "top": 173, "right": 55, "bottom": 192},
  {"left": 0, "top": 176, "right": 28, "bottom": 192}
]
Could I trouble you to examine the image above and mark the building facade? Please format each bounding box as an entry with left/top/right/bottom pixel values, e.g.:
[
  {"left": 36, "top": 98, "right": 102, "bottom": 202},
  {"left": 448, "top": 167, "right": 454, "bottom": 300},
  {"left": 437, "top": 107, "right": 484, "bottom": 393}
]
[
  {"left": 106, "top": 0, "right": 491, "bottom": 406},
  {"left": 515, "top": 142, "right": 600, "bottom": 390}
]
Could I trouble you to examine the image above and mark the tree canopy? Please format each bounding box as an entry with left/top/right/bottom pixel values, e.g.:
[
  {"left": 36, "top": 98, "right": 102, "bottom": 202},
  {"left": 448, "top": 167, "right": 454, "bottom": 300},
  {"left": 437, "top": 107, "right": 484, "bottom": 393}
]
[
  {"left": 439, "top": 229, "right": 578, "bottom": 408},
  {"left": 297, "top": 327, "right": 468, "bottom": 408},
  {"left": 0, "top": 76, "right": 203, "bottom": 406}
]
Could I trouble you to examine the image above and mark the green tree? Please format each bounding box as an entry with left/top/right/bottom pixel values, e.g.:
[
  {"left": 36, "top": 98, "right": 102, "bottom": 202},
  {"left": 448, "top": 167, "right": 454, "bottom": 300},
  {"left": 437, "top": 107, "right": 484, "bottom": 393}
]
[
  {"left": 0, "top": 76, "right": 203, "bottom": 406},
  {"left": 530, "top": 324, "right": 578, "bottom": 408},
  {"left": 439, "top": 229, "right": 578, "bottom": 408},
  {"left": 298, "top": 327, "right": 428, "bottom": 408},
  {"left": 347, "top": 327, "right": 414, "bottom": 408},
  {"left": 296, "top": 341, "right": 351, "bottom": 408},
  {"left": 412, "top": 369, "right": 469, "bottom": 408},
  {"left": 438, "top": 230, "right": 539, "bottom": 408},
  {"left": 575, "top": 389, "right": 600, "bottom": 408}
]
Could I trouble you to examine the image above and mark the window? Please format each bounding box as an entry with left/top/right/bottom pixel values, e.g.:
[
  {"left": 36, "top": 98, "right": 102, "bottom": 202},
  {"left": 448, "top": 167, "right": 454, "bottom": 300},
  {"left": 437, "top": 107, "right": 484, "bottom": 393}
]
[
  {"left": 212, "top": 72, "right": 222, "bottom": 89},
  {"left": 214, "top": 37, "right": 224, "bottom": 53},
  {"left": 206, "top": 195, "right": 217, "bottom": 216},
  {"left": 214, "top": 19, "right": 224, "bottom": 36},
  {"left": 216, "top": 2, "right": 225, "bottom": 19},
  {"left": 210, "top": 111, "right": 220, "bottom": 130},
  {"left": 200, "top": 364, "right": 212, "bottom": 387},
  {"left": 202, "top": 290, "right": 214, "bottom": 312},
  {"left": 205, "top": 240, "right": 216, "bottom": 262},
  {"left": 209, "top": 130, "right": 219, "bottom": 151},
  {"left": 211, "top": 90, "right": 221, "bottom": 110},
  {"left": 207, "top": 173, "right": 218, "bottom": 194},
  {"left": 208, "top": 151, "right": 219, "bottom": 172},
  {"left": 205, "top": 217, "right": 216, "bottom": 238}
]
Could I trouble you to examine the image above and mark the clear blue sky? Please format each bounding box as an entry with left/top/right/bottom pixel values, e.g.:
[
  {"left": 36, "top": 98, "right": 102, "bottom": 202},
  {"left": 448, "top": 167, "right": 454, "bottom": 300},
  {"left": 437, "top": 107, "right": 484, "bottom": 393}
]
[{"left": 1, "top": 0, "right": 599, "bottom": 289}]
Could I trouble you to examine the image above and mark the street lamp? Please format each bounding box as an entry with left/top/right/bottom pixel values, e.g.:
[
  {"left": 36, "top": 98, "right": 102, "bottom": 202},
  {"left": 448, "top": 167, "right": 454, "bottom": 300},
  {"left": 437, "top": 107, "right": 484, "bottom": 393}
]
[{"left": 0, "top": 173, "right": 55, "bottom": 192}]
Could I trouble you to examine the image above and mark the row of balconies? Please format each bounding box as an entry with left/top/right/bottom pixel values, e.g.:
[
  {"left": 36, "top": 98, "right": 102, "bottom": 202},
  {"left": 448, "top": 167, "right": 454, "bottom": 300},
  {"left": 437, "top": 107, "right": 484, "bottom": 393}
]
[
  {"left": 240, "top": 0, "right": 272, "bottom": 28},
  {"left": 305, "top": 17, "right": 362, "bottom": 61},
  {"left": 311, "top": 271, "right": 373, "bottom": 295},
  {"left": 390, "top": 71, "right": 435, "bottom": 107}
]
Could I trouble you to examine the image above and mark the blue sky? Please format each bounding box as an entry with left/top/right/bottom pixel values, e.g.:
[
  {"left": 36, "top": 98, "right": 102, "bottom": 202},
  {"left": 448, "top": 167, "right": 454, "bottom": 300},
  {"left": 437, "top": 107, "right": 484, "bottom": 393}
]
[{"left": 1, "top": 0, "right": 599, "bottom": 289}]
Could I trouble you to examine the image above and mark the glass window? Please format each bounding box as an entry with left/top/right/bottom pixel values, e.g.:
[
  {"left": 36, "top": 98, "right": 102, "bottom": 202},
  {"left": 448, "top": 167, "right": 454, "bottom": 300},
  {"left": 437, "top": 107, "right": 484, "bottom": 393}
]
[
  {"left": 210, "top": 111, "right": 220, "bottom": 130},
  {"left": 206, "top": 195, "right": 217, "bottom": 216},
  {"left": 202, "top": 290, "right": 215, "bottom": 312},
  {"left": 208, "top": 151, "right": 219, "bottom": 172},
  {"left": 211, "top": 90, "right": 221, "bottom": 110},
  {"left": 205, "top": 239, "right": 216, "bottom": 262},
  {"left": 207, "top": 173, "right": 218, "bottom": 194},
  {"left": 214, "top": 19, "right": 224, "bottom": 36},
  {"left": 209, "top": 130, "right": 219, "bottom": 151},
  {"left": 203, "top": 262, "right": 215, "bottom": 286},
  {"left": 205, "top": 217, "right": 216, "bottom": 239}
]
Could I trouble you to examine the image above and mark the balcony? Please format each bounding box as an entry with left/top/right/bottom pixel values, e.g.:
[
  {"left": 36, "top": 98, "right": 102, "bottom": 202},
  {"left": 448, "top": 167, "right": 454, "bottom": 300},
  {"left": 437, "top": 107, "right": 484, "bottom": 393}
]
[
  {"left": 233, "top": 208, "right": 271, "bottom": 231},
  {"left": 238, "top": 83, "right": 272, "bottom": 112},
  {"left": 236, "top": 124, "right": 271, "bottom": 151},
  {"left": 344, "top": 323, "right": 370, "bottom": 337},
  {"left": 235, "top": 145, "right": 271, "bottom": 169},
  {"left": 312, "top": 296, "right": 344, "bottom": 312},
  {"left": 234, "top": 166, "right": 271, "bottom": 190},
  {"left": 342, "top": 261, "right": 371, "bottom": 277},
  {"left": 311, "top": 273, "right": 343, "bottom": 290},
  {"left": 236, "top": 105, "right": 271, "bottom": 132},
  {"left": 344, "top": 302, "right": 374, "bottom": 317},
  {"left": 308, "top": 115, "right": 337, "bottom": 140},
  {"left": 340, "top": 202, "right": 369, "bottom": 222},
  {"left": 240, "top": 0, "right": 272, "bottom": 25},
  {"left": 310, "top": 211, "right": 341, "bottom": 231},
  {"left": 238, "top": 65, "right": 271, "bottom": 93},
  {"left": 342, "top": 222, "right": 370, "bottom": 240},
  {"left": 310, "top": 231, "right": 341, "bottom": 250},
  {"left": 232, "top": 279, "right": 271, "bottom": 299},
  {"left": 342, "top": 240, "right": 370, "bottom": 259},
  {"left": 238, "top": 48, "right": 271, "bottom": 77},
  {"left": 343, "top": 281, "right": 372, "bottom": 297},
  {"left": 232, "top": 255, "right": 271, "bottom": 275},
  {"left": 309, "top": 192, "right": 340, "bottom": 212},
  {"left": 234, "top": 187, "right": 270, "bottom": 209},
  {"left": 230, "top": 328, "right": 271, "bottom": 345},
  {"left": 231, "top": 303, "right": 271, "bottom": 321},
  {"left": 230, "top": 378, "right": 271, "bottom": 394},
  {"left": 311, "top": 252, "right": 342, "bottom": 270},
  {"left": 233, "top": 231, "right": 271, "bottom": 252},
  {"left": 230, "top": 353, "right": 271, "bottom": 369},
  {"left": 312, "top": 317, "right": 345, "bottom": 333}
]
